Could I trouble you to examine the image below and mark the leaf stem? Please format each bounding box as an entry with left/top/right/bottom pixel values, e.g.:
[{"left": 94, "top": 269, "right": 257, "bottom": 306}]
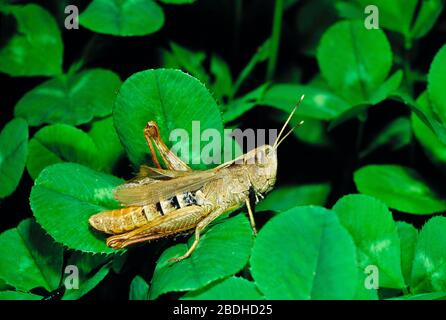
[
  {"left": 231, "top": 39, "right": 270, "bottom": 99},
  {"left": 76, "top": 34, "right": 99, "bottom": 71},
  {"left": 402, "top": 36, "right": 414, "bottom": 97},
  {"left": 403, "top": 58, "right": 413, "bottom": 97},
  {"left": 266, "top": 0, "right": 283, "bottom": 81},
  {"left": 402, "top": 285, "right": 410, "bottom": 296}
]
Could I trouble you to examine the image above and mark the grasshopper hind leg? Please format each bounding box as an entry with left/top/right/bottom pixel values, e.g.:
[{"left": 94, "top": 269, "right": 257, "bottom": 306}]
[
  {"left": 105, "top": 205, "right": 206, "bottom": 249},
  {"left": 144, "top": 121, "right": 191, "bottom": 171}
]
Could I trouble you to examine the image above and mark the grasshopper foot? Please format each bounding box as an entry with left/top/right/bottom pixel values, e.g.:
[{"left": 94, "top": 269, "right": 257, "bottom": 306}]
[{"left": 168, "top": 253, "right": 190, "bottom": 263}]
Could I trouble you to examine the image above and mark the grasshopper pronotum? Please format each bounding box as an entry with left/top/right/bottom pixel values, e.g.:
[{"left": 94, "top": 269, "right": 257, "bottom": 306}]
[{"left": 89, "top": 95, "right": 305, "bottom": 262}]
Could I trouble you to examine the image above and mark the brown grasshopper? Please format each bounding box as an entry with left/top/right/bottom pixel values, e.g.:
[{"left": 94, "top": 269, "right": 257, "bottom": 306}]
[{"left": 89, "top": 95, "right": 305, "bottom": 262}]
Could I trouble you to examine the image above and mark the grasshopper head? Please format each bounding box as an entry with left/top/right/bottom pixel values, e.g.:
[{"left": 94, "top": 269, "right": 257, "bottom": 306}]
[
  {"left": 246, "top": 144, "right": 278, "bottom": 195},
  {"left": 248, "top": 95, "right": 305, "bottom": 196}
]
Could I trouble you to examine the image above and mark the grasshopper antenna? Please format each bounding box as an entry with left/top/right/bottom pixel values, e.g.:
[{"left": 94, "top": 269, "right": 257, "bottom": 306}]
[
  {"left": 276, "top": 120, "right": 305, "bottom": 148},
  {"left": 273, "top": 94, "right": 305, "bottom": 149}
]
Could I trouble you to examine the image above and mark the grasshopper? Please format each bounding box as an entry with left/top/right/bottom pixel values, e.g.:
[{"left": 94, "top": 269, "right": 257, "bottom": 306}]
[{"left": 89, "top": 95, "right": 305, "bottom": 262}]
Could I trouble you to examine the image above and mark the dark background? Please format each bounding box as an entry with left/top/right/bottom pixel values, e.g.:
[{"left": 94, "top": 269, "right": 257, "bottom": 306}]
[{"left": 1, "top": 0, "right": 446, "bottom": 299}]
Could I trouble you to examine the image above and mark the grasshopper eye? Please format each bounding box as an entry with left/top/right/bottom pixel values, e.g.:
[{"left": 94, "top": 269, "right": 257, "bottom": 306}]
[{"left": 265, "top": 148, "right": 270, "bottom": 156}]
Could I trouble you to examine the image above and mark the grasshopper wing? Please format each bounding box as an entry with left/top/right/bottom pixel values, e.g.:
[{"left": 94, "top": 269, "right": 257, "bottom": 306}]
[
  {"left": 137, "top": 165, "right": 191, "bottom": 179},
  {"left": 114, "top": 168, "right": 221, "bottom": 206}
]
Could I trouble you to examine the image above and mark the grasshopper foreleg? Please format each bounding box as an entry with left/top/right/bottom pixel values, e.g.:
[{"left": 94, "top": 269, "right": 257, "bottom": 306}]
[
  {"left": 245, "top": 198, "right": 258, "bottom": 236},
  {"left": 245, "top": 187, "right": 258, "bottom": 235}
]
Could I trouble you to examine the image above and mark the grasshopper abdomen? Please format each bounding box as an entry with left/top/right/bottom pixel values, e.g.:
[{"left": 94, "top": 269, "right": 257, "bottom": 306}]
[{"left": 89, "top": 191, "right": 200, "bottom": 234}]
